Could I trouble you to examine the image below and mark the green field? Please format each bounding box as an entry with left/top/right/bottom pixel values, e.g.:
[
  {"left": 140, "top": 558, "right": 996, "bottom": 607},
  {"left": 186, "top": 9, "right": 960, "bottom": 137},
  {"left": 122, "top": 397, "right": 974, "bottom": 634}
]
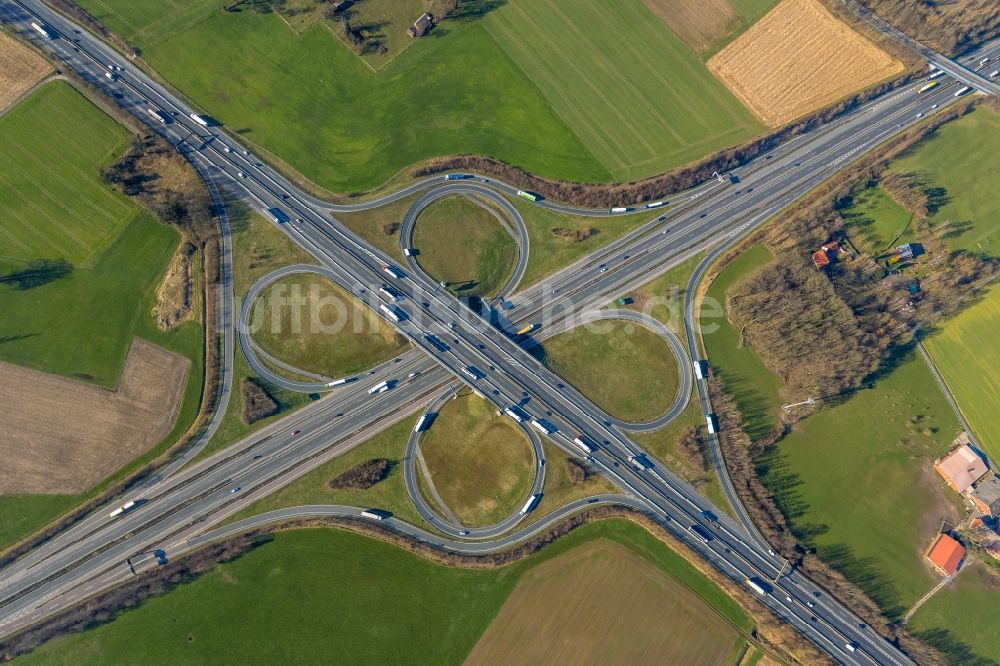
[
  {"left": 134, "top": 8, "right": 607, "bottom": 193},
  {"left": 17, "top": 520, "right": 750, "bottom": 665},
  {"left": 890, "top": 108, "right": 1000, "bottom": 257},
  {"left": 76, "top": 0, "right": 761, "bottom": 193},
  {"left": 923, "top": 284, "right": 1000, "bottom": 462},
  {"left": 483, "top": 0, "right": 761, "bottom": 181},
  {"left": 512, "top": 198, "right": 653, "bottom": 289},
  {"left": 228, "top": 415, "right": 423, "bottom": 527},
  {"left": 700, "top": 244, "right": 782, "bottom": 440},
  {"left": 250, "top": 273, "right": 409, "bottom": 378},
  {"left": 420, "top": 394, "right": 534, "bottom": 526},
  {"left": 759, "top": 351, "right": 961, "bottom": 618},
  {"left": 535, "top": 320, "right": 680, "bottom": 423},
  {"left": 840, "top": 185, "right": 916, "bottom": 254},
  {"left": 0, "top": 82, "right": 204, "bottom": 549},
  {"left": 0, "top": 82, "right": 135, "bottom": 270},
  {"left": 413, "top": 196, "right": 518, "bottom": 298},
  {"left": 909, "top": 563, "right": 1000, "bottom": 664}
]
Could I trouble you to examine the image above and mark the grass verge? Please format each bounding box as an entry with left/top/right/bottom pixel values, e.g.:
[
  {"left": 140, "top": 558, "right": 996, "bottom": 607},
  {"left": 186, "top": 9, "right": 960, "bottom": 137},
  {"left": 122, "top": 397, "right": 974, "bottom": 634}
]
[
  {"left": 15, "top": 520, "right": 751, "bottom": 665},
  {"left": 419, "top": 393, "right": 535, "bottom": 526},
  {"left": 412, "top": 195, "right": 517, "bottom": 298},
  {"left": 533, "top": 320, "right": 680, "bottom": 423}
]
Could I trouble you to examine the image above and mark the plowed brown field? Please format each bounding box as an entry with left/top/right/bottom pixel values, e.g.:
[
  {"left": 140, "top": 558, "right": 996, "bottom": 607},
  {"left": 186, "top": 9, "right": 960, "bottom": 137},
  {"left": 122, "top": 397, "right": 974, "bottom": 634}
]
[
  {"left": 0, "top": 339, "right": 189, "bottom": 494},
  {"left": 644, "top": 0, "right": 739, "bottom": 54},
  {"left": 0, "top": 32, "right": 51, "bottom": 113},
  {"left": 464, "top": 539, "right": 744, "bottom": 666},
  {"left": 708, "top": 0, "right": 903, "bottom": 126}
]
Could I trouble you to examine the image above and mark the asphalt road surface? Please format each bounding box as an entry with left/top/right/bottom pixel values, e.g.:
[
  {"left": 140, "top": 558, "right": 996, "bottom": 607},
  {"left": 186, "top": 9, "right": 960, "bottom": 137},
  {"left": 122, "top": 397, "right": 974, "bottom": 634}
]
[{"left": 2, "top": 1, "right": 999, "bottom": 662}]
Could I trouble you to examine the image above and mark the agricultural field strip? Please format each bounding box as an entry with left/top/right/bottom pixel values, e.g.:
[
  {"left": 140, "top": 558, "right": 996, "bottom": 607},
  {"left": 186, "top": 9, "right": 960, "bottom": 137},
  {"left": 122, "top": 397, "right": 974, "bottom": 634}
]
[
  {"left": 0, "top": 86, "right": 133, "bottom": 262},
  {"left": 483, "top": 17, "right": 628, "bottom": 170},
  {"left": 485, "top": 0, "right": 753, "bottom": 173}
]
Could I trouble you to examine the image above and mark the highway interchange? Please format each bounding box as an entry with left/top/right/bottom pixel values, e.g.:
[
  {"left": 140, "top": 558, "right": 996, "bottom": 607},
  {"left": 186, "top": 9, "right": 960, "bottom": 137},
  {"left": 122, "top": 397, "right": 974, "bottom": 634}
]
[{"left": 2, "top": 0, "right": 1000, "bottom": 662}]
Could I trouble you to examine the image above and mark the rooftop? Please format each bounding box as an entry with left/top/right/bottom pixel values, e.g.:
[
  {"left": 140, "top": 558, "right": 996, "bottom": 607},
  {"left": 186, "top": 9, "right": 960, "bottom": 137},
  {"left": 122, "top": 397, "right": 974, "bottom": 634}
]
[
  {"left": 935, "top": 445, "right": 988, "bottom": 493},
  {"left": 925, "top": 534, "right": 965, "bottom": 575}
]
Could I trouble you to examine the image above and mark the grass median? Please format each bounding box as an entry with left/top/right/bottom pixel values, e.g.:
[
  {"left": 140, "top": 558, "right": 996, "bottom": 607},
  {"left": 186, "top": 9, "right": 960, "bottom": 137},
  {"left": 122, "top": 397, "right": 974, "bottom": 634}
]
[
  {"left": 412, "top": 196, "right": 518, "bottom": 298},
  {"left": 420, "top": 393, "right": 535, "bottom": 527},
  {"left": 533, "top": 321, "right": 680, "bottom": 423}
]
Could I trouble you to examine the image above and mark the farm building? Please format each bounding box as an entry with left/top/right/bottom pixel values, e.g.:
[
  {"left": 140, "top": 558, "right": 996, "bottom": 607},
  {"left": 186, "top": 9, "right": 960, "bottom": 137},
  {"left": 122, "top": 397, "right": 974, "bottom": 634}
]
[
  {"left": 407, "top": 13, "right": 433, "bottom": 38},
  {"left": 972, "top": 476, "right": 1000, "bottom": 517},
  {"left": 924, "top": 533, "right": 965, "bottom": 575},
  {"left": 935, "top": 444, "right": 988, "bottom": 493},
  {"left": 811, "top": 241, "right": 841, "bottom": 268}
]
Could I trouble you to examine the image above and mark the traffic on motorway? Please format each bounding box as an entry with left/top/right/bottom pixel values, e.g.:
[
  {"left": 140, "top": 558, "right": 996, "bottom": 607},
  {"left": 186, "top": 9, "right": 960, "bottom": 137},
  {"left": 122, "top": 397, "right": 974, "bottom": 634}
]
[{"left": 3, "top": 0, "right": 1000, "bottom": 662}]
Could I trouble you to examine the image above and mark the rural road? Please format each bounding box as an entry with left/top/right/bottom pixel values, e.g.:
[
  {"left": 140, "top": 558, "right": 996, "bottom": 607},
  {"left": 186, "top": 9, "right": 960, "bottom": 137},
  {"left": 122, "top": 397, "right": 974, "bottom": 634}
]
[{"left": 3, "top": 1, "right": 1000, "bottom": 662}]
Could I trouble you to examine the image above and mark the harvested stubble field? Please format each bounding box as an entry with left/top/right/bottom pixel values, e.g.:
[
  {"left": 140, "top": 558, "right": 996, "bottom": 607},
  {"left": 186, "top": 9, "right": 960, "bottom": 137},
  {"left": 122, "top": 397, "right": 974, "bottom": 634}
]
[
  {"left": 464, "top": 539, "right": 745, "bottom": 666},
  {"left": 0, "top": 32, "right": 50, "bottom": 113},
  {"left": 643, "top": 0, "right": 740, "bottom": 54},
  {"left": 0, "top": 339, "right": 188, "bottom": 494},
  {"left": 708, "top": 0, "right": 903, "bottom": 126}
]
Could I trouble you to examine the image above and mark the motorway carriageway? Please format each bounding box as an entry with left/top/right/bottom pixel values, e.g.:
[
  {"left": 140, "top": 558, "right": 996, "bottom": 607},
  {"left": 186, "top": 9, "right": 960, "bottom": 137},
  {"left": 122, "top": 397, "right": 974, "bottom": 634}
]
[{"left": 2, "top": 1, "right": 1000, "bottom": 661}]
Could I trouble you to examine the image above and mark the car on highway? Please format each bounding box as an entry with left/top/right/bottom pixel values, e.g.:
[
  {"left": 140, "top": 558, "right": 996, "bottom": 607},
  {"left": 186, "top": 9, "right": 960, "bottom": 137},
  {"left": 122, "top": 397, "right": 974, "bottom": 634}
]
[
  {"left": 807, "top": 601, "right": 815, "bottom": 608},
  {"left": 230, "top": 486, "right": 241, "bottom": 494},
  {"left": 291, "top": 430, "right": 300, "bottom": 436},
  {"left": 599, "top": 264, "right": 608, "bottom": 272}
]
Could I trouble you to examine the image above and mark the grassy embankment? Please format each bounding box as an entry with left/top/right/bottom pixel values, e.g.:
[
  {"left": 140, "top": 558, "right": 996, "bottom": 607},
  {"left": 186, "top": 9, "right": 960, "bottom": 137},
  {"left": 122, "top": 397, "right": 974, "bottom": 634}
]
[
  {"left": 419, "top": 393, "right": 535, "bottom": 526},
  {"left": 16, "top": 521, "right": 752, "bottom": 665},
  {"left": 192, "top": 213, "right": 320, "bottom": 463},
  {"left": 699, "top": 243, "right": 783, "bottom": 440},
  {"left": 412, "top": 196, "right": 517, "bottom": 298},
  {"left": 533, "top": 321, "right": 681, "bottom": 423},
  {"left": 77, "top": 0, "right": 760, "bottom": 193},
  {"left": 0, "top": 81, "right": 203, "bottom": 550}
]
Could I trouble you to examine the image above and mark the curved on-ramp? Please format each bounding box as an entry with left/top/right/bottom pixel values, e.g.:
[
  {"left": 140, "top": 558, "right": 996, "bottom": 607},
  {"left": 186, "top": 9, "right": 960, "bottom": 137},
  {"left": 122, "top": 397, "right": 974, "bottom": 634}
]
[
  {"left": 399, "top": 183, "right": 530, "bottom": 301},
  {"left": 403, "top": 385, "right": 547, "bottom": 539},
  {"left": 533, "top": 309, "right": 692, "bottom": 433}
]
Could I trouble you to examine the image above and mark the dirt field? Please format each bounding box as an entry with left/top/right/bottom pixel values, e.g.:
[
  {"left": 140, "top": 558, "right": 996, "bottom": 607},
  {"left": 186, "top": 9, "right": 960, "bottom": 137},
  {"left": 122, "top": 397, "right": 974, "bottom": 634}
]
[
  {"left": 464, "top": 539, "right": 744, "bottom": 666},
  {"left": 707, "top": 0, "right": 903, "bottom": 126},
  {"left": 643, "top": 0, "right": 740, "bottom": 54},
  {"left": 0, "top": 339, "right": 189, "bottom": 494},
  {"left": 0, "top": 32, "right": 51, "bottom": 113}
]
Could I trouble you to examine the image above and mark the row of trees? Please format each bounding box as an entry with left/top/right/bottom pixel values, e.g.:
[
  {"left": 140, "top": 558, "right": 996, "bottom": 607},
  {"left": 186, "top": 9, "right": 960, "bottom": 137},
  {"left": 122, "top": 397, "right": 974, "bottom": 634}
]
[{"left": 859, "top": 0, "right": 1000, "bottom": 55}]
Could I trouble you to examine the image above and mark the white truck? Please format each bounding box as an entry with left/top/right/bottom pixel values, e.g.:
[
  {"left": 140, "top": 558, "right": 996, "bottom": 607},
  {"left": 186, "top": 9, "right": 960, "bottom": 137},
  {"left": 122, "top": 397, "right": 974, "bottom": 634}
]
[
  {"left": 414, "top": 414, "right": 432, "bottom": 433},
  {"left": 628, "top": 454, "right": 651, "bottom": 470},
  {"left": 519, "top": 494, "right": 541, "bottom": 515},
  {"left": 955, "top": 86, "right": 971, "bottom": 97},
  {"left": 504, "top": 406, "right": 527, "bottom": 423},
  {"left": 573, "top": 434, "right": 596, "bottom": 454},
  {"left": 461, "top": 366, "right": 484, "bottom": 381},
  {"left": 368, "top": 380, "right": 389, "bottom": 395},
  {"left": 705, "top": 413, "right": 717, "bottom": 434},
  {"left": 746, "top": 578, "right": 768, "bottom": 596},
  {"left": 360, "top": 509, "right": 391, "bottom": 520},
  {"left": 189, "top": 113, "right": 210, "bottom": 127},
  {"left": 30, "top": 21, "right": 56, "bottom": 39},
  {"left": 108, "top": 500, "right": 136, "bottom": 519},
  {"left": 381, "top": 264, "right": 403, "bottom": 279},
  {"left": 693, "top": 360, "right": 706, "bottom": 380},
  {"left": 147, "top": 108, "right": 167, "bottom": 124},
  {"left": 379, "top": 303, "right": 406, "bottom": 323},
  {"left": 325, "top": 377, "right": 355, "bottom": 387},
  {"left": 531, "top": 418, "right": 556, "bottom": 435}
]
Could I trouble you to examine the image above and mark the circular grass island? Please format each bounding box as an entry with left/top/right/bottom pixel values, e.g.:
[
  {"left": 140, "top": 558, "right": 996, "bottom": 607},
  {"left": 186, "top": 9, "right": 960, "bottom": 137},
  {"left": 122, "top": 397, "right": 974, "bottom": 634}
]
[
  {"left": 412, "top": 195, "right": 518, "bottom": 298},
  {"left": 419, "top": 393, "right": 536, "bottom": 527},
  {"left": 533, "top": 320, "right": 680, "bottom": 423},
  {"left": 249, "top": 273, "right": 409, "bottom": 380}
]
